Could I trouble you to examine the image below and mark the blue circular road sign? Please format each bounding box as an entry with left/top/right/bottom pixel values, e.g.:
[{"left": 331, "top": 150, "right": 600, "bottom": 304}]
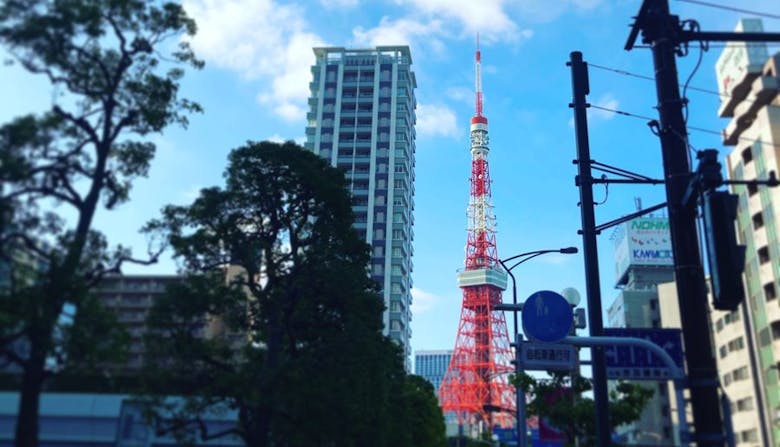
[{"left": 522, "top": 290, "right": 573, "bottom": 343}]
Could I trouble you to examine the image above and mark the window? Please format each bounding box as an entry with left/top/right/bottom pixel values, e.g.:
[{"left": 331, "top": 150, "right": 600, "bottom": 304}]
[
  {"left": 741, "top": 147, "right": 753, "bottom": 164},
  {"left": 733, "top": 366, "right": 749, "bottom": 381},
  {"left": 758, "top": 246, "right": 770, "bottom": 264},
  {"left": 747, "top": 183, "right": 758, "bottom": 196},
  {"left": 765, "top": 282, "right": 777, "bottom": 301},
  {"left": 716, "top": 318, "right": 724, "bottom": 332},
  {"left": 724, "top": 309, "right": 740, "bottom": 324},
  {"left": 740, "top": 429, "right": 758, "bottom": 443},
  {"left": 727, "top": 337, "right": 744, "bottom": 352},
  {"left": 772, "top": 321, "right": 780, "bottom": 340},
  {"left": 759, "top": 328, "right": 771, "bottom": 346},
  {"left": 752, "top": 212, "right": 764, "bottom": 229},
  {"left": 719, "top": 345, "right": 727, "bottom": 358},
  {"left": 736, "top": 397, "right": 754, "bottom": 412}
]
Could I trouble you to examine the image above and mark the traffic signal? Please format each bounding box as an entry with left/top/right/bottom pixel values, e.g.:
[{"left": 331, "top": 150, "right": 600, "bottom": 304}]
[{"left": 702, "top": 190, "right": 746, "bottom": 310}]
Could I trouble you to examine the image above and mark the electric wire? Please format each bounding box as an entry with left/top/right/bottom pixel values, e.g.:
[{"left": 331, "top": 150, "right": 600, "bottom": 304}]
[
  {"left": 673, "top": 0, "right": 780, "bottom": 21},
  {"left": 587, "top": 62, "right": 752, "bottom": 104},
  {"left": 681, "top": 36, "right": 708, "bottom": 124},
  {"left": 588, "top": 104, "right": 780, "bottom": 148}
]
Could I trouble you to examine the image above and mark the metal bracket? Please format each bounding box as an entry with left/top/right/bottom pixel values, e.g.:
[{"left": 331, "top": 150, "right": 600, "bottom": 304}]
[{"left": 577, "top": 202, "right": 667, "bottom": 235}]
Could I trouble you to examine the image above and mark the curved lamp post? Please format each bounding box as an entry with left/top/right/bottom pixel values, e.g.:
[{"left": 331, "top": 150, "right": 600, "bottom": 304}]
[
  {"left": 498, "top": 247, "right": 579, "bottom": 338},
  {"left": 496, "top": 246, "right": 578, "bottom": 447}
]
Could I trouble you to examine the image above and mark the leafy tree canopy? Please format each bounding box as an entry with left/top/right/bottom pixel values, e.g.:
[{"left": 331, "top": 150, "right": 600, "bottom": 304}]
[
  {"left": 514, "top": 372, "right": 654, "bottom": 447},
  {"left": 0, "top": 1, "right": 201, "bottom": 445},
  {"left": 142, "top": 141, "right": 425, "bottom": 447}
]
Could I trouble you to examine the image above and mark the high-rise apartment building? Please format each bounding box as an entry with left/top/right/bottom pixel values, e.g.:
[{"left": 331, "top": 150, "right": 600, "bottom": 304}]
[
  {"left": 94, "top": 274, "right": 180, "bottom": 370},
  {"left": 717, "top": 18, "right": 780, "bottom": 446},
  {"left": 414, "top": 350, "right": 452, "bottom": 398},
  {"left": 304, "top": 46, "right": 417, "bottom": 366},
  {"left": 607, "top": 216, "right": 676, "bottom": 445}
]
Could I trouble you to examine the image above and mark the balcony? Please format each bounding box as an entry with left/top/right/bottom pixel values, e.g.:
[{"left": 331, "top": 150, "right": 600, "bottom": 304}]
[{"left": 722, "top": 76, "right": 779, "bottom": 145}]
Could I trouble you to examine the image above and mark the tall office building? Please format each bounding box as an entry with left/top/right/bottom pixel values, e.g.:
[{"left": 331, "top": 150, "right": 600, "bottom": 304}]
[
  {"left": 304, "top": 46, "right": 417, "bottom": 365},
  {"left": 607, "top": 216, "right": 676, "bottom": 445},
  {"left": 716, "top": 18, "right": 780, "bottom": 446},
  {"left": 414, "top": 350, "right": 453, "bottom": 399}
]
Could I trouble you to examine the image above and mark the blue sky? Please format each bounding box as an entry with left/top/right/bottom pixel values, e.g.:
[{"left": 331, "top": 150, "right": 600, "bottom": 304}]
[{"left": 2, "top": 0, "right": 779, "bottom": 358}]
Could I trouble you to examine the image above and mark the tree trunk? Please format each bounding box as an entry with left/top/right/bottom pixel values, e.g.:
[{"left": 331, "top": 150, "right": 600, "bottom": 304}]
[{"left": 14, "top": 337, "right": 47, "bottom": 447}]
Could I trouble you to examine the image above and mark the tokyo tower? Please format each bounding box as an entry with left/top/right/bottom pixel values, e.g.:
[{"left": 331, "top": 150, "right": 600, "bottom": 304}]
[{"left": 439, "top": 44, "right": 516, "bottom": 429}]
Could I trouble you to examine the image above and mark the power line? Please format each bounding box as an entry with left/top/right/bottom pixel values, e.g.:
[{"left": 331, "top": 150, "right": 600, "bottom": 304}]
[
  {"left": 588, "top": 104, "right": 780, "bottom": 148},
  {"left": 673, "top": 0, "right": 780, "bottom": 20},
  {"left": 587, "top": 62, "right": 765, "bottom": 108},
  {"left": 632, "top": 43, "right": 780, "bottom": 48},
  {"left": 588, "top": 62, "right": 722, "bottom": 97}
]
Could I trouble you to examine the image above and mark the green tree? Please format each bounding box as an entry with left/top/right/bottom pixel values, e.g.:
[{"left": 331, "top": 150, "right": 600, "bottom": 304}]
[
  {"left": 393, "top": 375, "right": 448, "bottom": 447},
  {"left": 514, "top": 372, "right": 654, "bottom": 447},
  {"left": 141, "top": 141, "right": 408, "bottom": 447},
  {"left": 0, "top": 1, "right": 201, "bottom": 445}
]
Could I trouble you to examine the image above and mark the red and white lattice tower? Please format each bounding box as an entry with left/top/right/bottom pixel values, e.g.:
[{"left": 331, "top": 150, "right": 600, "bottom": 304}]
[{"left": 439, "top": 43, "right": 516, "bottom": 429}]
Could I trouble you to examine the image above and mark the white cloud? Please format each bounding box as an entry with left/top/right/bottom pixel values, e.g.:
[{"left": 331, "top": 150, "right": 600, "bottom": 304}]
[
  {"left": 567, "top": 93, "right": 619, "bottom": 128},
  {"left": 266, "top": 134, "right": 286, "bottom": 143},
  {"left": 320, "top": 0, "right": 358, "bottom": 7},
  {"left": 416, "top": 103, "right": 458, "bottom": 138},
  {"left": 514, "top": 0, "right": 605, "bottom": 23},
  {"left": 411, "top": 288, "right": 441, "bottom": 315},
  {"left": 266, "top": 134, "right": 306, "bottom": 145},
  {"left": 352, "top": 16, "right": 444, "bottom": 47},
  {"left": 591, "top": 93, "right": 619, "bottom": 121},
  {"left": 183, "top": 0, "right": 325, "bottom": 122},
  {"left": 395, "top": 0, "right": 520, "bottom": 42},
  {"left": 446, "top": 86, "right": 473, "bottom": 105}
]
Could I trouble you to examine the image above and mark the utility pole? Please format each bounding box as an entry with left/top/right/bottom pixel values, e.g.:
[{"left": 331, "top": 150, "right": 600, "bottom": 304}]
[
  {"left": 568, "top": 51, "right": 610, "bottom": 447},
  {"left": 625, "top": 1, "right": 780, "bottom": 444}
]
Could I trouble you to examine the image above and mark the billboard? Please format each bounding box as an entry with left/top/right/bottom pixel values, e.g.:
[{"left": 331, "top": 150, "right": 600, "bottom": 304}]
[{"left": 613, "top": 217, "right": 672, "bottom": 285}]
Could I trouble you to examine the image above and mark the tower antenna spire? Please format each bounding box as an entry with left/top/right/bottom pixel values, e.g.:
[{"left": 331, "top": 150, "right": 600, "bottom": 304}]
[{"left": 475, "top": 34, "right": 483, "bottom": 117}]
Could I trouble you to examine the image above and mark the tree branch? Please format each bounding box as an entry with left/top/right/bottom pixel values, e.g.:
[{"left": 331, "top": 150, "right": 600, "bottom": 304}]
[{"left": 52, "top": 106, "right": 100, "bottom": 147}]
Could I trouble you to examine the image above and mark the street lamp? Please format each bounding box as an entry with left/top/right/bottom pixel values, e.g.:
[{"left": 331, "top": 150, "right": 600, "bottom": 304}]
[
  {"left": 496, "top": 246, "right": 578, "bottom": 447},
  {"left": 498, "top": 247, "right": 579, "bottom": 338}
]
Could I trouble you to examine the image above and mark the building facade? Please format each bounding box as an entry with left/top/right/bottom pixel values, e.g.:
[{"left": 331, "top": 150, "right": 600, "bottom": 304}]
[
  {"left": 94, "top": 274, "right": 180, "bottom": 371},
  {"left": 304, "top": 46, "right": 416, "bottom": 365},
  {"left": 607, "top": 216, "right": 676, "bottom": 445},
  {"left": 717, "top": 18, "right": 780, "bottom": 446},
  {"left": 414, "top": 350, "right": 452, "bottom": 398}
]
